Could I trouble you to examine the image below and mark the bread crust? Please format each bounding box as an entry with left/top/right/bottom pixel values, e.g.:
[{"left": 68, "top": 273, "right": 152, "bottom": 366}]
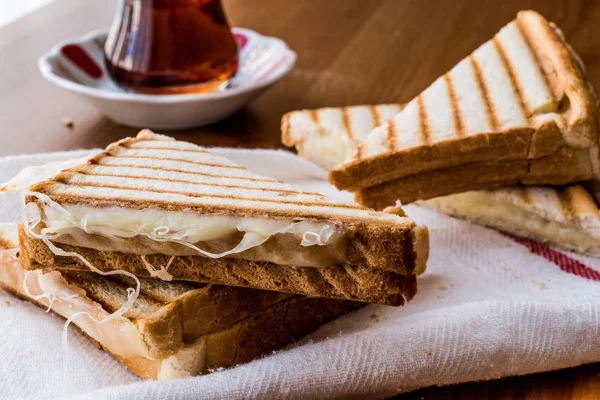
[
  {"left": 330, "top": 127, "right": 536, "bottom": 191},
  {"left": 356, "top": 146, "right": 595, "bottom": 209}
]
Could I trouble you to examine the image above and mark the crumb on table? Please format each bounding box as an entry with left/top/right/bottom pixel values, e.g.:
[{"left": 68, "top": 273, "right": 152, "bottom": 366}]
[{"left": 63, "top": 118, "right": 74, "bottom": 129}]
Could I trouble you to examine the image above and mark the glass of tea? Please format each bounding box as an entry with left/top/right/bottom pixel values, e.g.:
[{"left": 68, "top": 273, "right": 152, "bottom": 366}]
[{"left": 104, "top": 0, "right": 239, "bottom": 94}]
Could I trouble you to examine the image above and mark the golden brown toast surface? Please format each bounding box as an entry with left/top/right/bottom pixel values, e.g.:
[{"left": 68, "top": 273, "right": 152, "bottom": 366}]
[{"left": 329, "top": 11, "right": 599, "bottom": 195}]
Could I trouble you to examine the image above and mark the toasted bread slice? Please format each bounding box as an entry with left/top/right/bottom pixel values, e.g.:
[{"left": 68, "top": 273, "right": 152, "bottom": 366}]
[
  {"left": 330, "top": 11, "right": 598, "bottom": 198},
  {"left": 282, "top": 104, "right": 404, "bottom": 170},
  {"left": 18, "top": 224, "right": 420, "bottom": 306},
  {"left": 356, "top": 146, "right": 596, "bottom": 208},
  {"left": 423, "top": 185, "right": 600, "bottom": 256},
  {"left": 0, "top": 223, "right": 359, "bottom": 380},
  {"left": 2, "top": 130, "right": 427, "bottom": 305}
]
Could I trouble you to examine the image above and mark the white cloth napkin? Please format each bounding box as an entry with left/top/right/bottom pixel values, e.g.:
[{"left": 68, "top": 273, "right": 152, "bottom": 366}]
[{"left": 1, "top": 149, "right": 599, "bottom": 400}]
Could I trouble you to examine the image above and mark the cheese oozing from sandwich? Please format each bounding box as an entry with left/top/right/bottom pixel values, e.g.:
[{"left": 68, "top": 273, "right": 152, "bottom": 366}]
[
  {"left": 24, "top": 199, "right": 346, "bottom": 267},
  {"left": 0, "top": 243, "right": 207, "bottom": 379},
  {"left": 424, "top": 189, "right": 600, "bottom": 254},
  {"left": 3, "top": 153, "right": 408, "bottom": 269}
]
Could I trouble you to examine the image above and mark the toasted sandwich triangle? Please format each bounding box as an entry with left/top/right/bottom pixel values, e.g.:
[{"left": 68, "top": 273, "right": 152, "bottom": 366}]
[
  {"left": 329, "top": 10, "right": 599, "bottom": 196},
  {"left": 282, "top": 102, "right": 600, "bottom": 256},
  {"left": 8, "top": 130, "right": 427, "bottom": 306}
]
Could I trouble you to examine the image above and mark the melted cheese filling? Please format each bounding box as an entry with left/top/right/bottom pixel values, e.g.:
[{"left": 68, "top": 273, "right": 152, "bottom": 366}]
[
  {"left": 0, "top": 248, "right": 146, "bottom": 359},
  {"left": 427, "top": 192, "right": 600, "bottom": 251},
  {"left": 26, "top": 199, "right": 346, "bottom": 268}
]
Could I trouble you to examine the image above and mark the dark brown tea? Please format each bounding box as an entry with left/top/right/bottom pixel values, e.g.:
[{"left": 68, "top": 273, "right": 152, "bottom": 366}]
[{"left": 104, "top": 0, "right": 239, "bottom": 94}]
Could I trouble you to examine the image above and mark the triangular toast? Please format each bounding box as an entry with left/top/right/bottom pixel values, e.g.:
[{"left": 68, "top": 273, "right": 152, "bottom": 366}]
[
  {"left": 2, "top": 130, "right": 428, "bottom": 306},
  {"left": 329, "top": 11, "right": 599, "bottom": 205}
]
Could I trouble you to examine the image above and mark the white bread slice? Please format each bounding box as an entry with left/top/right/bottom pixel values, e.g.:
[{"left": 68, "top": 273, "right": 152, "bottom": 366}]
[
  {"left": 329, "top": 11, "right": 599, "bottom": 196},
  {"left": 282, "top": 104, "right": 403, "bottom": 170},
  {"left": 423, "top": 185, "right": 600, "bottom": 256},
  {"left": 0, "top": 223, "right": 359, "bottom": 380},
  {"left": 282, "top": 104, "right": 599, "bottom": 256}
]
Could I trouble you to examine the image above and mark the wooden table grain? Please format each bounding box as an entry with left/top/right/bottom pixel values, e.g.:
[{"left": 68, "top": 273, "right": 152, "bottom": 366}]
[{"left": 1, "top": 0, "right": 599, "bottom": 398}]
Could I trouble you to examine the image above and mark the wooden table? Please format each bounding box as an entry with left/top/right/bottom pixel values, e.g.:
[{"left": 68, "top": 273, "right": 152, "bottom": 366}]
[{"left": 1, "top": 0, "right": 599, "bottom": 398}]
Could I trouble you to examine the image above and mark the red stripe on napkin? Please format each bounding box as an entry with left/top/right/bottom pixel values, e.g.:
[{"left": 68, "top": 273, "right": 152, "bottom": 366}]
[{"left": 507, "top": 234, "right": 600, "bottom": 281}]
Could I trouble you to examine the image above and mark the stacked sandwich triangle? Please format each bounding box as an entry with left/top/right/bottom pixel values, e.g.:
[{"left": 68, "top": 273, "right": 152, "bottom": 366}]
[
  {"left": 283, "top": 10, "right": 600, "bottom": 257},
  {"left": 0, "top": 130, "right": 428, "bottom": 379},
  {"left": 326, "top": 10, "right": 599, "bottom": 209}
]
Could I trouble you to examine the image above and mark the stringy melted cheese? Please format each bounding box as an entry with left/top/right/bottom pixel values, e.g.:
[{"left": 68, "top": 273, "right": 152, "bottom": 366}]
[
  {"left": 0, "top": 247, "right": 207, "bottom": 379},
  {"left": 25, "top": 199, "right": 346, "bottom": 267}
]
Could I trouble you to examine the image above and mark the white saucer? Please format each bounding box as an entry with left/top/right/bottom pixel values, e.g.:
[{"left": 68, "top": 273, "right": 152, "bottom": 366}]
[{"left": 38, "top": 28, "right": 296, "bottom": 130}]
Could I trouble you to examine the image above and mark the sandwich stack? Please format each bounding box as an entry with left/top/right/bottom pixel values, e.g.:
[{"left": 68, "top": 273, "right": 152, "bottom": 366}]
[
  {"left": 0, "top": 131, "right": 428, "bottom": 380},
  {"left": 283, "top": 10, "right": 600, "bottom": 257}
]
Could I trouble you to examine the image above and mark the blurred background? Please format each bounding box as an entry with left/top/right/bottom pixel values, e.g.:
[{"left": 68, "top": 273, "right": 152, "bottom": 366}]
[
  {"left": 0, "top": 0, "right": 55, "bottom": 26},
  {"left": 1, "top": 0, "right": 598, "bottom": 153}
]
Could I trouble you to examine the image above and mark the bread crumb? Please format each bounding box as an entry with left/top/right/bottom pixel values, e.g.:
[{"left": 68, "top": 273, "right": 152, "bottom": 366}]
[
  {"left": 63, "top": 118, "right": 74, "bottom": 129},
  {"left": 532, "top": 280, "right": 547, "bottom": 290},
  {"left": 4, "top": 300, "right": 10, "bottom": 306},
  {"left": 426, "top": 352, "right": 432, "bottom": 357},
  {"left": 369, "top": 313, "right": 380, "bottom": 323},
  {"left": 438, "top": 284, "right": 449, "bottom": 291}
]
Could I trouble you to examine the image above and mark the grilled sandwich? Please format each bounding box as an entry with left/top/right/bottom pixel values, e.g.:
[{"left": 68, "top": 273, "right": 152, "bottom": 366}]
[
  {"left": 329, "top": 10, "right": 599, "bottom": 209},
  {"left": 282, "top": 104, "right": 404, "bottom": 170},
  {"left": 2, "top": 130, "right": 428, "bottom": 306},
  {"left": 283, "top": 104, "right": 600, "bottom": 256},
  {"left": 423, "top": 185, "right": 600, "bottom": 256},
  {"left": 0, "top": 222, "right": 360, "bottom": 380}
]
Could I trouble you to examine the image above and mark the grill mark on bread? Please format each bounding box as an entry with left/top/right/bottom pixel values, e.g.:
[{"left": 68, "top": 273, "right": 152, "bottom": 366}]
[
  {"left": 444, "top": 74, "right": 465, "bottom": 137},
  {"left": 493, "top": 37, "right": 529, "bottom": 119},
  {"left": 355, "top": 143, "right": 365, "bottom": 160},
  {"left": 38, "top": 194, "right": 389, "bottom": 222},
  {"left": 469, "top": 55, "right": 499, "bottom": 131},
  {"left": 310, "top": 110, "right": 320, "bottom": 124},
  {"left": 386, "top": 120, "right": 397, "bottom": 151},
  {"left": 416, "top": 95, "right": 430, "bottom": 145},
  {"left": 515, "top": 18, "right": 558, "bottom": 106},
  {"left": 514, "top": 17, "right": 561, "bottom": 103},
  {"left": 103, "top": 155, "right": 245, "bottom": 170},
  {"left": 369, "top": 105, "right": 381, "bottom": 127},
  {"left": 96, "top": 160, "right": 280, "bottom": 183},
  {"left": 73, "top": 171, "right": 324, "bottom": 196},
  {"left": 125, "top": 146, "right": 209, "bottom": 154},
  {"left": 341, "top": 107, "right": 354, "bottom": 140},
  {"left": 46, "top": 182, "right": 363, "bottom": 210}
]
